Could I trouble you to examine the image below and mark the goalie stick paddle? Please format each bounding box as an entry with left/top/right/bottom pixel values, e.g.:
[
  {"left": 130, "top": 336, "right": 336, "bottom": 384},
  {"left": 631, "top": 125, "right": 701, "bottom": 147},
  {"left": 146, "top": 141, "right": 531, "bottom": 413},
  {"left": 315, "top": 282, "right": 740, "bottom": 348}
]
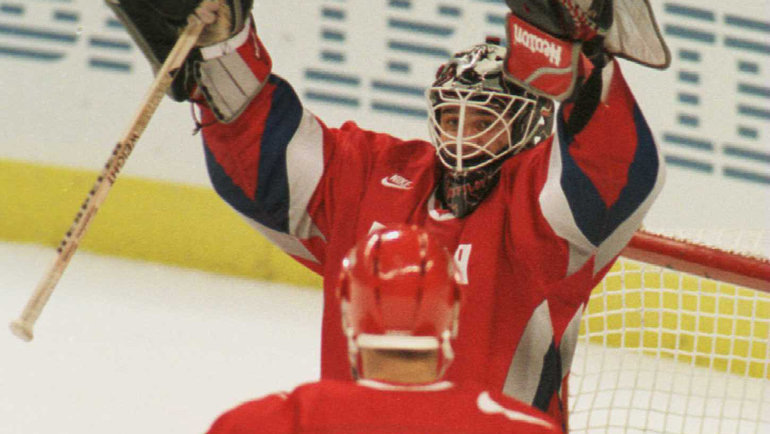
[{"left": 9, "top": 11, "right": 208, "bottom": 342}]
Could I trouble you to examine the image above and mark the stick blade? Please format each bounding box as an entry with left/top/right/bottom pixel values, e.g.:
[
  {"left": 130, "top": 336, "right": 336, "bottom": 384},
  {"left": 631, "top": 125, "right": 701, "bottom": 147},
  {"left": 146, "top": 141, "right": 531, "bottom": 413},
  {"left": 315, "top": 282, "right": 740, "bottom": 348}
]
[{"left": 9, "top": 319, "right": 34, "bottom": 342}]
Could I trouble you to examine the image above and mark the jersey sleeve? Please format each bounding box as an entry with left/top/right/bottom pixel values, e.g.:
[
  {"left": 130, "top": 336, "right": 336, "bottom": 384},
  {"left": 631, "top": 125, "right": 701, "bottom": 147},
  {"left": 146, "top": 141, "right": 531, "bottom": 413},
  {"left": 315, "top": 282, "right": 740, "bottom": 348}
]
[
  {"left": 206, "top": 393, "right": 294, "bottom": 434},
  {"left": 537, "top": 58, "right": 666, "bottom": 277},
  {"left": 192, "top": 18, "right": 381, "bottom": 274}
]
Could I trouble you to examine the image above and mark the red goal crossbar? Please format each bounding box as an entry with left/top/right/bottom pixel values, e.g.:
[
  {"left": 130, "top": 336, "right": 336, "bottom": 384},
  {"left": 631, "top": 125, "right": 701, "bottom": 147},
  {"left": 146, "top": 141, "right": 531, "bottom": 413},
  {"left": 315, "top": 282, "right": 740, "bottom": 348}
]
[{"left": 621, "top": 230, "right": 770, "bottom": 293}]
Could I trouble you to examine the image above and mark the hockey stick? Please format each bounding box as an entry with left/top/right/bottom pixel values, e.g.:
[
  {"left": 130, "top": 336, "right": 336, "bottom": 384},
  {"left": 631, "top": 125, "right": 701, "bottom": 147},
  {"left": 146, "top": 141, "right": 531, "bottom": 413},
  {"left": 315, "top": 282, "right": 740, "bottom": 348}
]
[{"left": 9, "top": 12, "right": 208, "bottom": 342}]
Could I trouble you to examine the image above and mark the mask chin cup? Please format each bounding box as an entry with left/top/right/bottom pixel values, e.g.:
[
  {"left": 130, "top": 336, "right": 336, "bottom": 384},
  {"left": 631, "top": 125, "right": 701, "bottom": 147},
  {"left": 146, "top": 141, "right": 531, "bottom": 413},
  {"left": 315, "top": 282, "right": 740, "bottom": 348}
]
[{"left": 439, "top": 162, "right": 503, "bottom": 218}]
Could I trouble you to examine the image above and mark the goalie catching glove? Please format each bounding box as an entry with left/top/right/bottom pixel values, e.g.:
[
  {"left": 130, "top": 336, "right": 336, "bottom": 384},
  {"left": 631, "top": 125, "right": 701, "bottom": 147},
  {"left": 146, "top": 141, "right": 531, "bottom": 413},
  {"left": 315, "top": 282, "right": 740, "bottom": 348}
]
[
  {"left": 503, "top": 0, "right": 670, "bottom": 101},
  {"left": 105, "top": 0, "right": 253, "bottom": 104}
]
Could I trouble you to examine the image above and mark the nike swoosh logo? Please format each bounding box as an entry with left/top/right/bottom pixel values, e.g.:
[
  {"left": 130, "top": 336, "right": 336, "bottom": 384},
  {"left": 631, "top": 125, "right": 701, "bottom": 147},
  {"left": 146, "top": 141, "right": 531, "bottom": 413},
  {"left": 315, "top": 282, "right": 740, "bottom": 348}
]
[{"left": 381, "top": 176, "right": 412, "bottom": 190}]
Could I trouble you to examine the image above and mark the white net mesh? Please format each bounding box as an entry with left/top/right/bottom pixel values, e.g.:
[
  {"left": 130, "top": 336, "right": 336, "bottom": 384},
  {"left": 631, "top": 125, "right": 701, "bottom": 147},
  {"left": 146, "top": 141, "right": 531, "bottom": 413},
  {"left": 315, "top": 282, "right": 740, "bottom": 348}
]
[{"left": 569, "top": 230, "right": 770, "bottom": 433}]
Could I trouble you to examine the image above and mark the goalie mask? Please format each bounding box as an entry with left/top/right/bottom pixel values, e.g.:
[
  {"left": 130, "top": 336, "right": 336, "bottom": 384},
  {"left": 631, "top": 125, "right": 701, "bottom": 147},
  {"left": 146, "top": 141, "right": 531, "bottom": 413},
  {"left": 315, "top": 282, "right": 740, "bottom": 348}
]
[
  {"left": 426, "top": 42, "right": 554, "bottom": 218},
  {"left": 337, "top": 226, "right": 462, "bottom": 381}
]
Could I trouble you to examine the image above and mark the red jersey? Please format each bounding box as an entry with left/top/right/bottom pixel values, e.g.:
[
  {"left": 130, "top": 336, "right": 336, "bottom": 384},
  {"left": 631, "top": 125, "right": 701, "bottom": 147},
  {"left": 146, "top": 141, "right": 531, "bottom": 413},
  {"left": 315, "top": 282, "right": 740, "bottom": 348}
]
[
  {"left": 197, "top": 20, "right": 664, "bottom": 426},
  {"left": 207, "top": 380, "right": 561, "bottom": 433}
]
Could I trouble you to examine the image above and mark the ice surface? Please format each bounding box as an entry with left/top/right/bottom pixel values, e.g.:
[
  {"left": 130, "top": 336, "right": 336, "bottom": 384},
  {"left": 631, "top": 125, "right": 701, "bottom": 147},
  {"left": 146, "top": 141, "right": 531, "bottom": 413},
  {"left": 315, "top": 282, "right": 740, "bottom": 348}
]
[{"left": 0, "top": 242, "right": 322, "bottom": 434}]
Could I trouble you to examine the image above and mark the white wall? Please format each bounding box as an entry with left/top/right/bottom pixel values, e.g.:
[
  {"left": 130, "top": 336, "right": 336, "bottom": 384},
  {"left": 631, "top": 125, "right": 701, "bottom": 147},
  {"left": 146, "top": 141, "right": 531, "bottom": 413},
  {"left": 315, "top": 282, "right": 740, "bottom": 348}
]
[{"left": 2, "top": 0, "right": 768, "bottom": 230}]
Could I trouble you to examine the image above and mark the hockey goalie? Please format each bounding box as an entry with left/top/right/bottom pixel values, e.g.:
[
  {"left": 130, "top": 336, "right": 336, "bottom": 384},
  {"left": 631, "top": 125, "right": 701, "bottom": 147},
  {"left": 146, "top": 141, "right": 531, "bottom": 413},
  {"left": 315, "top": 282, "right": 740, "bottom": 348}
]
[{"left": 108, "top": 0, "right": 669, "bottom": 428}]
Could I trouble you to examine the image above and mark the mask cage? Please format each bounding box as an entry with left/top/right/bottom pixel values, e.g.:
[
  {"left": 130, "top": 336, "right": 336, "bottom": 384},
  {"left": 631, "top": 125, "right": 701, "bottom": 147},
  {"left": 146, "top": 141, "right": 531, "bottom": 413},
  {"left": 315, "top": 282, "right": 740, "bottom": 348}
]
[{"left": 426, "top": 87, "right": 539, "bottom": 172}]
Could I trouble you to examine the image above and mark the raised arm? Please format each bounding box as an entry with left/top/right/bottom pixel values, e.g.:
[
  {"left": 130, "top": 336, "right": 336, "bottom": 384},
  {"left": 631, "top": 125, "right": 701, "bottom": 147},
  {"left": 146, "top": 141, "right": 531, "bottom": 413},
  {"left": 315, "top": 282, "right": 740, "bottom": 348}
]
[
  {"left": 193, "top": 17, "right": 333, "bottom": 272},
  {"left": 110, "top": 0, "right": 378, "bottom": 274},
  {"left": 503, "top": 0, "right": 669, "bottom": 276},
  {"left": 540, "top": 57, "right": 665, "bottom": 277}
]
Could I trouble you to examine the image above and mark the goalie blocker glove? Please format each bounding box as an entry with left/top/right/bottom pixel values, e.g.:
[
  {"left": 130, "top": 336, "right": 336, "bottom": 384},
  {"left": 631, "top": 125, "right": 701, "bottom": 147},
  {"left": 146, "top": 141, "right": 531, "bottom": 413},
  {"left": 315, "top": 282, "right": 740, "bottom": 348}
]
[
  {"left": 503, "top": 13, "right": 582, "bottom": 102},
  {"left": 503, "top": 0, "right": 670, "bottom": 101},
  {"left": 506, "top": 0, "right": 669, "bottom": 68},
  {"left": 105, "top": 0, "right": 252, "bottom": 103}
]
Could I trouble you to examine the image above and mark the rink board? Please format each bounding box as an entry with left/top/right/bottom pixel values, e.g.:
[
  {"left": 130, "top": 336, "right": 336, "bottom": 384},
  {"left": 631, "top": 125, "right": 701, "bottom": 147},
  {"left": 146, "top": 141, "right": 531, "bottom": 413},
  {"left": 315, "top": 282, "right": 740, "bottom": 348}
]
[{"left": 0, "top": 158, "right": 321, "bottom": 288}]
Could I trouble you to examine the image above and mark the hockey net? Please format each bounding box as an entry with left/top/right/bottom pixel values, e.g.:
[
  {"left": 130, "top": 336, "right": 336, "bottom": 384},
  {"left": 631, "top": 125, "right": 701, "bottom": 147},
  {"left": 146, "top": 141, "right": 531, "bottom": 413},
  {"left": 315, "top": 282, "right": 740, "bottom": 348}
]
[{"left": 569, "top": 229, "right": 770, "bottom": 433}]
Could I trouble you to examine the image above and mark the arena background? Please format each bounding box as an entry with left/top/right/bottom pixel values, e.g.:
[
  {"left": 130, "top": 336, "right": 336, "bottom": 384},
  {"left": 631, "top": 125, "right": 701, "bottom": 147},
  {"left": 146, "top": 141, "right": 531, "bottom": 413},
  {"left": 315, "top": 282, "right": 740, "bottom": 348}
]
[{"left": 1, "top": 0, "right": 768, "bottom": 287}]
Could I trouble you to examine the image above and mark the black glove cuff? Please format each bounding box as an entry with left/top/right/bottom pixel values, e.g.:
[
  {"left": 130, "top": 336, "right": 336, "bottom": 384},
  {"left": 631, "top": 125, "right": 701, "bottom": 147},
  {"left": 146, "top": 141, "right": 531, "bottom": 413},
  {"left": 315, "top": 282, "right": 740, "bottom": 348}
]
[
  {"left": 582, "top": 37, "right": 611, "bottom": 69},
  {"left": 565, "top": 59, "right": 604, "bottom": 137}
]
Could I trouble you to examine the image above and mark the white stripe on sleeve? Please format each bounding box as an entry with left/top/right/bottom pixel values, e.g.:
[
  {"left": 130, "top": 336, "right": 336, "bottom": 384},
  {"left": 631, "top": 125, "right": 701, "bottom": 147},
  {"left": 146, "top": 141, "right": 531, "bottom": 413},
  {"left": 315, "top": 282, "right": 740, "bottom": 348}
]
[
  {"left": 239, "top": 213, "right": 320, "bottom": 264},
  {"left": 538, "top": 135, "right": 596, "bottom": 276},
  {"left": 285, "top": 109, "right": 326, "bottom": 240}
]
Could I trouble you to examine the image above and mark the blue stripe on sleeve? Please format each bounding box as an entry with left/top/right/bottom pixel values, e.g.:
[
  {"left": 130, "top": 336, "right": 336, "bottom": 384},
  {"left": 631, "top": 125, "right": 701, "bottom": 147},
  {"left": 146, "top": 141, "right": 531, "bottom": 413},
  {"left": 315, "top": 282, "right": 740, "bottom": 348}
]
[
  {"left": 603, "top": 105, "right": 659, "bottom": 236},
  {"left": 202, "top": 75, "right": 304, "bottom": 234},
  {"left": 203, "top": 143, "right": 268, "bottom": 223},
  {"left": 556, "top": 111, "right": 607, "bottom": 246},
  {"left": 254, "top": 76, "right": 304, "bottom": 233},
  {"left": 557, "top": 104, "right": 659, "bottom": 246}
]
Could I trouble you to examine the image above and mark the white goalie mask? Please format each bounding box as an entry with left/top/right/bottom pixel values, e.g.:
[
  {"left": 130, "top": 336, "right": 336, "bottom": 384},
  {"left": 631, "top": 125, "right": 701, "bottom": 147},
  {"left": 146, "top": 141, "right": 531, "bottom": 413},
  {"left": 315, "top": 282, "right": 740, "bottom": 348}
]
[
  {"left": 426, "top": 42, "right": 553, "bottom": 173},
  {"left": 425, "top": 42, "right": 554, "bottom": 218}
]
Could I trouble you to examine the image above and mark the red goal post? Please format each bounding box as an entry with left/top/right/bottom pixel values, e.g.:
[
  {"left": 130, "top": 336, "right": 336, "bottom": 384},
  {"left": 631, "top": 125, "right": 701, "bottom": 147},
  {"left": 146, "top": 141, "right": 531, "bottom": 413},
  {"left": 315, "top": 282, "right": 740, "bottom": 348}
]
[
  {"left": 623, "top": 230, "right": 770, "bottom": 293},
  {"left": 569, "top": 228, "right": 770, "bottom": 433}
]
